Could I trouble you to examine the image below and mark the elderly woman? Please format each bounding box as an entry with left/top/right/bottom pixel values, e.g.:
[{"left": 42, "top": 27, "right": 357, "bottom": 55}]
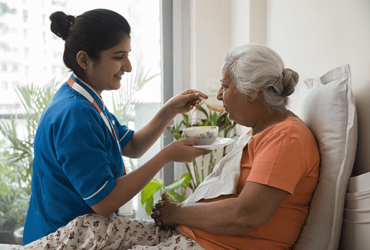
[
  {"left": 22, "top": 44, "right": 319, "bottom": 250},
  {"left": 151, "top": 43, "right": 320, "bottom": 250}
]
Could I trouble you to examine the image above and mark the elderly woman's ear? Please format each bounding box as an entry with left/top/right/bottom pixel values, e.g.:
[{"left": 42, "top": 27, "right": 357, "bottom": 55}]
[{"left": 248, "top": 88, "right": 260, "bottom": 102}]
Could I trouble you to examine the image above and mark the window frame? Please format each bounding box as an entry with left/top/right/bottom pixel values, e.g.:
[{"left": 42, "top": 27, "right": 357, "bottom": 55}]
[{"left": 160, "top": 0, "right": 174, "bottom": 185}]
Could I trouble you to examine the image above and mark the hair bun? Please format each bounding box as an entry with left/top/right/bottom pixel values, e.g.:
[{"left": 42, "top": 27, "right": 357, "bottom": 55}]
[
  {"left": 281, "top": 68, "right": 299, "bottom": 97},
  {"left": 50, "top": 11, "right": 75, "bottom": 40}
]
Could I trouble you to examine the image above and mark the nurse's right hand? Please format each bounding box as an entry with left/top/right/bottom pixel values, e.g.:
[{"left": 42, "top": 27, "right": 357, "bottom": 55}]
[{"left": 163, "top": 139, "right": 211, "bottom": 163}]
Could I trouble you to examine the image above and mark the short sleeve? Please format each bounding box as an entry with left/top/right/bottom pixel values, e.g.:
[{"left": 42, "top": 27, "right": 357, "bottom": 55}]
[
  {"left": 56, "top": 124, "right": 116, "bottom": 206},
  {"left": 112, "top": 115, "right": 134, "bottom": 150},
  {"left": 248, "top": 132, "right": 304, "bottom": 194}
]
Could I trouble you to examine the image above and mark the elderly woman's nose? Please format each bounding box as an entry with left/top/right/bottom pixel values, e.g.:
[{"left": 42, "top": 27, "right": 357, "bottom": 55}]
[{"left": 217, "top": 87, "right": 223, "bottom": 100}]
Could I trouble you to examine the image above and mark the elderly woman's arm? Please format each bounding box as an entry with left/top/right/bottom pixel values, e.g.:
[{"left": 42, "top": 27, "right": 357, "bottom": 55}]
[{"left": 152, "top": 180, "right": 289, "bottom": 235}]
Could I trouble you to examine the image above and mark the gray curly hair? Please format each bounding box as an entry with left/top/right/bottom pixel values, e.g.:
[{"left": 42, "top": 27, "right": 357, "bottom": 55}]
[{"left": 223, "top": 44, "right": 299, "bottom": 113}]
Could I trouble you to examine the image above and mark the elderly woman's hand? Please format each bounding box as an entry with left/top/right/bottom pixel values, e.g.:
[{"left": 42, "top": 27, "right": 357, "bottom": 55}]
[{"left": 151, "top": 193, "right": 182, "bottom": 228}]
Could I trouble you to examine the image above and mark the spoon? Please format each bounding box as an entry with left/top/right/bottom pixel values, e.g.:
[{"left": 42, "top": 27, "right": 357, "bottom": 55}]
[{"left": 199, "top": 97, "right": 225, "bottom": 112}]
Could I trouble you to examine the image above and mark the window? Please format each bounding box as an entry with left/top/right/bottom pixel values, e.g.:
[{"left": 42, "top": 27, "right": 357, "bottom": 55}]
[
  {"left": 0, "top": 80, "right": 8, "bottom": 90},
  {"left": 0, "top": 42, "right": 10, "bottom": 52},
  {"left": 0, "top": 0, "right": 168, "bottom": 244},
  {"left": 1, "top": 64, "right": 7, "bottom": 71},
  {"left": 24, "top": 47, "right": 29, "bottom": 58},
  {"left": 23, "top": 28, "right": 27, "bottom": 40},
  {"left": 11, "top": 64, "right": 19, "bottom": 73},
  {"left": 22, "top": 10, "right": 28, "bottom": 22}
]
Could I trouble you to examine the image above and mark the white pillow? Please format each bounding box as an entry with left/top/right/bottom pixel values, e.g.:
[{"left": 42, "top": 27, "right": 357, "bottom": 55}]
[{"left": 293, "top": 64, "right": 358, "bottom": 250}]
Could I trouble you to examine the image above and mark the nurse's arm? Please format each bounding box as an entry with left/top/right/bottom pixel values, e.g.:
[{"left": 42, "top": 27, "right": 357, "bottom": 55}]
[
  {"left": 121, "top": 103, "right": 176, "bottom": 158},
  {"left": 121, "top": 90, "right": 205, "bottom": 158},
  {"left": 92, "top": 139, "right": 209, "bottom": 217}
]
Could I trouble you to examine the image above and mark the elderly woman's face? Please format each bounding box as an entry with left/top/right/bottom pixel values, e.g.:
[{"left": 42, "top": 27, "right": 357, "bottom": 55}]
[{"left": 217, "top": 70, "right": 251, "bottom": 124}]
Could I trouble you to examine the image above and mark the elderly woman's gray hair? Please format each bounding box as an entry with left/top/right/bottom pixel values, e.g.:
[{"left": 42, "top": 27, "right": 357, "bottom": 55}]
[{"left": 223, "top": 44, "right": 299, "bottom": 113}]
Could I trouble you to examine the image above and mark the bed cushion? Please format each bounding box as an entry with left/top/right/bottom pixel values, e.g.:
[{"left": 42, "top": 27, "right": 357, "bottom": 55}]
[
  {"left": 293, "top": 64, "right": 358, "bottom": 250},
  {"left": 0, "top": 244, "right": 20, "bottom": 249}
]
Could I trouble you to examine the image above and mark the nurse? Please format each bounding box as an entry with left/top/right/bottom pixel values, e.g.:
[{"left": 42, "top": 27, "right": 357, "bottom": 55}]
[{"left": 23, "top": 9, "right": 210, "bottom": 244}]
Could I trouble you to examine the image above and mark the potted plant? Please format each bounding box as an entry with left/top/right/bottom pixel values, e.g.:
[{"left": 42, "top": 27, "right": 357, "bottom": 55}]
[
  {"left": 141, "top": 104, "right": 238, "bottom": 215},
  {"left": 0, "top": 148, "right": 30, "bottom": 244},
  {"left": 112, "top": 64, "right": 159, "bottom": 126},
  {"left": 0, "top": 81, "right": 58, "bottom": 245}
]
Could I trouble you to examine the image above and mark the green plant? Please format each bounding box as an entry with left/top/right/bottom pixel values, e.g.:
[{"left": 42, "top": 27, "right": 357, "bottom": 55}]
[
  {"left": 0, "top": 64, "right": 156, "bottom": 236},
  {"left": 0, "top": 81, "right": 59, "bottom": 183},
  {"left": 0, "top": 81, "right": 58, "bottom": 238},
  {"left": 112, "top": 64, "right": 159, "bottom": 126},
  {"left": 141, "top": 104, "right": 238, "bottom": 215},
  {"left": 140, "top": 173, "right": 192, "bottom": 215},
  {"left": 112, "top": 64, "right": 158, "bottom": 176},
  {"left": 0, "top": 148, "right": 30, "bottom": 233}
]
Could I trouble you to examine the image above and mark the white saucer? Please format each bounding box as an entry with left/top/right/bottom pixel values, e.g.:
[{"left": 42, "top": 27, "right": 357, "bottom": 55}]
[{"left": 192, "top": 138, "right": 235, "bottom": 150}]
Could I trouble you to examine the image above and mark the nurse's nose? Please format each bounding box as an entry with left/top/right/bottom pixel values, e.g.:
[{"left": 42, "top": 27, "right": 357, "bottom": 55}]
[{"left": 122, "top": 57, "right": 132, "bottom": 73}]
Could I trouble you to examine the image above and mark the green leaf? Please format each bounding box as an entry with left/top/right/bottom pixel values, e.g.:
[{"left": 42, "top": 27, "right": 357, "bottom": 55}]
[
  {"left": 163, "top": 178, "right": 184, "bottom": 191},
  {"left": 196, "top": 105, "right": 208, "bottom": 118},
  {"left": 178, "top": 173, "right": 192, "bottom": 188},
  {"left": 0, "top": 182, "right": 9, "bottom": 198},
  {"left": 165, "top": 191, "right": 186, "bottom": 202},
  {"left": 144, "top": 196, "right": 153, "bottom": 216},
  {"left": 112, "top": 63, "right": 158, "bottom": 126},
  {"left": 141, "top": 178, "right": 163, "bottom": 206},
  {"left": 163, "top": 173, "right": 191, "bottom": 191}
]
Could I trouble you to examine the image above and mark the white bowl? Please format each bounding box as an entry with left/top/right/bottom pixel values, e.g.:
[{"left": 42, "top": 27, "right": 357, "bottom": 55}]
[{"left": 183, "top": 126, "right": 219, "bottom": 145}]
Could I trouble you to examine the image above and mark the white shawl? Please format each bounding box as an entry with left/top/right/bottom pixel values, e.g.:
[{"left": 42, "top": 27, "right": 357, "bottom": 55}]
[{"left": 184, "top": 133, "right": 253, "bottom": 205}]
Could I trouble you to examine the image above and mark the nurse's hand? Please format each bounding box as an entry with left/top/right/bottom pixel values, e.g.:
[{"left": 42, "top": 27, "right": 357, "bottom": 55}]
[
  {"left": 165, "top": 89, "right": 208, "bottom": 115},
  {"left": 163, "top": 139, "right": 210, "bottom": 163}
]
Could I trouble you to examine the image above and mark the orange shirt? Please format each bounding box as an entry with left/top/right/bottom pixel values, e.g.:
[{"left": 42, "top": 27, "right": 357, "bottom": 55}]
[{"left": 178, "top": 117, "right": 320, "bottom": 250}]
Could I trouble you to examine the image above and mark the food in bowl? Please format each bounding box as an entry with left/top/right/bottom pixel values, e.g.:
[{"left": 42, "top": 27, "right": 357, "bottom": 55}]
[{"left": 183, "top": 126, "right": 219, "bottom": 145}]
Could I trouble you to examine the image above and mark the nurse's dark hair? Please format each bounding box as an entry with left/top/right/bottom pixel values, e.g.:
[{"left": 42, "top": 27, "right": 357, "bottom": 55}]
[{"left": 49, "top": 9, "right": 130, "bottom": 79}]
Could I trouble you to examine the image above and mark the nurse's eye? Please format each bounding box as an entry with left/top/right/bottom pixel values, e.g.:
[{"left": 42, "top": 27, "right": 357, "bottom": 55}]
[{"left": 114, "top": 56, "right": 124, "bottom": 60}]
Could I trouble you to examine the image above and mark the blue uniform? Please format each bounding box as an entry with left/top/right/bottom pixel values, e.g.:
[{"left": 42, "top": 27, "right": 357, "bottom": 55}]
[{"left": 23, "top": 74, "right": 134, "bottom": 244}]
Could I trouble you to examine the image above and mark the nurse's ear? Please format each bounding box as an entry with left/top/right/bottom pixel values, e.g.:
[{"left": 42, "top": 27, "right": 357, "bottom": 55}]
[{"left": 76, "top": 51, "right": 90, "bottom": 71}]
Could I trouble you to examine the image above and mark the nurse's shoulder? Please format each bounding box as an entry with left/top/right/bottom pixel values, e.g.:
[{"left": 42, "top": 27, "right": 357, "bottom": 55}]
[{"left": 39, "top": 82, "right": 102, "bottom": 138}]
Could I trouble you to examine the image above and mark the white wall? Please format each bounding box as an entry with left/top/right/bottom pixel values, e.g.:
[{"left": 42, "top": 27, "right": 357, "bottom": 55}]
[
  {"left": 189, "top": 0, "right": 370, "bottom": 176},
  {"left": 190, "top": 0, "right": 231, "bottom": 102},
  {"left": 173, "top": 0, "right": 232, "bottom": 182},
  {"left": 265, "top": 0, "right": 370, "bottom": 176}
]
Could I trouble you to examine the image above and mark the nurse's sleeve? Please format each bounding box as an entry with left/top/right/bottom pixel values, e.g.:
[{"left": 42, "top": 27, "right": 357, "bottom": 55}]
[
  {"left": 112, "top": 115, "right": 134, "bottom": 150},
  {"left": 56, "top": 124, "right": 116, "bottom": 206}
]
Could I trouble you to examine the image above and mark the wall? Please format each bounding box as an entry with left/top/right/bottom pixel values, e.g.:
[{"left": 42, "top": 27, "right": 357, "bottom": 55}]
[
  {"left": 190, "top": 0, "right": 231, "bottom": 101},
  {"left": 173, "top": 0, "right": 232, "bottom": 183},
  {"left": 190, "top": 0, "right": 370, "bottom": 176},
  {"left": 265, "top": 0, "right": 370, "bottom": 176}
]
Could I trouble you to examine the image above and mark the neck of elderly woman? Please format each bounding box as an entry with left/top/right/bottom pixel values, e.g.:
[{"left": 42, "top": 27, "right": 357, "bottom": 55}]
[{"left": 247, "top": 94, "right": 292, "bottom": 136}]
